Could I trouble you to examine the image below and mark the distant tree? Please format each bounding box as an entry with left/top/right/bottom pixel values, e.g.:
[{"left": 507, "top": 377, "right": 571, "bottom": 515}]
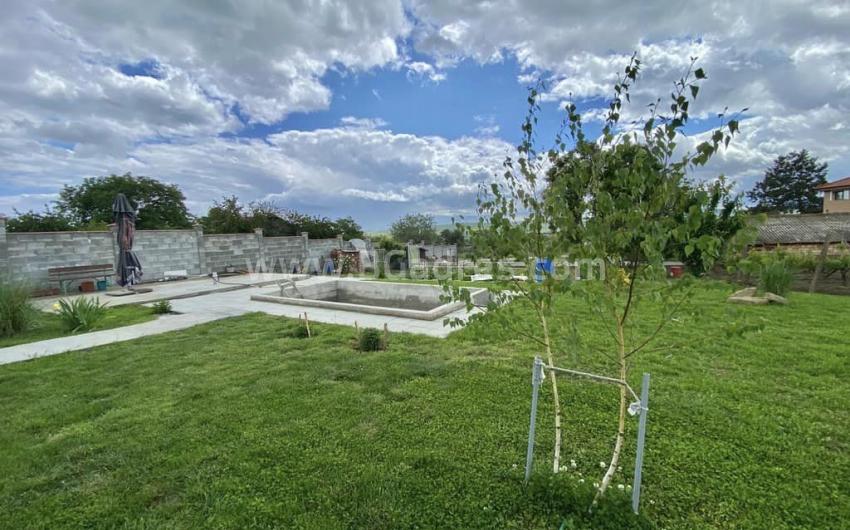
[
  {"left": 747, "top": 150, "right": 828, "bottom": 213},
  {"left": 390, "top": 213, "right": 438, "bottom": 244},
  {"left": 248, "top": 201, "right": 299, "bottom": 236},
  {"left": 334, "top": 216, "right": 365, "bottom": 240},
  {"left": 201, "top": 196, "right": 252, "bottom": 234},
  {"left": 666, "top": 179, "right": 748, "bottom": 271},
  {"left": 439, "top": 227, "right": 465, "bottom": 246},
  {"left": 200, "top": 198, "right": 364, "bottom": 240},
  {"left": 58, "top": 173, "right": 192, "bottom": 229},
  {"left": 6, "top": 207, "right": 74, "bottom": 232}
]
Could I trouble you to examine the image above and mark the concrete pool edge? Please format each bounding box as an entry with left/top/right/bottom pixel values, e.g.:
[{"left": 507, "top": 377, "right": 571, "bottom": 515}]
[{"left": 250, "top": 279, "right": 488, "bottom": 321}]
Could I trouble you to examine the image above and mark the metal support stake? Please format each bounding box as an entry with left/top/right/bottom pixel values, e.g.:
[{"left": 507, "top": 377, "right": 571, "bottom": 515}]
[
  {"left": 631, "top": 372, "right": 651, "bottom": 514},
  {"left": 524, "top": 356, "right": 544, "bottom": 483}
]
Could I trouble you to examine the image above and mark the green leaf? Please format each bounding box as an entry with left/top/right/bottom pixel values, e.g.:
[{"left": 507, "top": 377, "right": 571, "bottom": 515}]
[
  {"left": 694, "top": 68, "right": 706, "bottom": 79},
  {"left": 690, "top": 85, "right": 699, "bottom": 98}
]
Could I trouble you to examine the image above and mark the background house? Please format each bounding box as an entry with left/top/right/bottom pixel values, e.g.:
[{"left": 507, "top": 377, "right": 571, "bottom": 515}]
[{"left": 817, "top": 177, "right": 850, "bottom": 214}]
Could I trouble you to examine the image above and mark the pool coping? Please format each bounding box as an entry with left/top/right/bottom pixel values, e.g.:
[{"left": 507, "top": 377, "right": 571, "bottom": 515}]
[{"left": 251, "top": 280, "right": 487, "bottom": 321}]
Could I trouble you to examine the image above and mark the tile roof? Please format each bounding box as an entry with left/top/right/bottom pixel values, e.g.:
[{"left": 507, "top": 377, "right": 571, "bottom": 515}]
[
  {"left": 815, "top": 177, "right": 850, "bottom": 191},
  {"left": 755, "top": 213, "right": 850, "bottom": 245}
]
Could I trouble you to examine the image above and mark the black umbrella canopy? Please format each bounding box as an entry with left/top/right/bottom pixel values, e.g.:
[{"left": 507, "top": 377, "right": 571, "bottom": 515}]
[
  {"left": 113, "top": 193, "right": 142, "bottom": 287},
  {"left": 112, "top": 193, "right": 135, "bottom": 219}
]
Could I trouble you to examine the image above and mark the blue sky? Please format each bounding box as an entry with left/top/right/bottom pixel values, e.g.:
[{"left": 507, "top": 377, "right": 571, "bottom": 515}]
[{"left": 1, "top": 1, "right": 848, "bottom": 230}]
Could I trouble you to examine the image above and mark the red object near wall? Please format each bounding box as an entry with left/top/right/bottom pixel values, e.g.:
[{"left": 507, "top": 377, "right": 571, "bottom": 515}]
[
  {"left": 79, "top": 280, "right": 96, "bottom": 292},
  {"left": 664, "top": 262, "right": 685, "bottom": 278}
]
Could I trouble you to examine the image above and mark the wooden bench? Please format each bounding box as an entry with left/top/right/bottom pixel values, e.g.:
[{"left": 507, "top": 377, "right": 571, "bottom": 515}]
[{"left": 48, "top": 264, "right": 114, "bottom": 294}]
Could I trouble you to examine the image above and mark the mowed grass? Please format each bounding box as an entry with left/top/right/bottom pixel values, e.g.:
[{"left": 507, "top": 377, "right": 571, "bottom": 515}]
[
  {"left": 0, "top": 304, "right": 159, "bottom": 348},
  {"left": 0, "top": 281, "right": 848, "bottom": 529}
]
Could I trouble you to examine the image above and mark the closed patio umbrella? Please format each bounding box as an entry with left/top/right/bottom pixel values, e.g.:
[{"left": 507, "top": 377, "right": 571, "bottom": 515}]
[{"left": 113, "top": 193, "right": 142, "bottom": 288}]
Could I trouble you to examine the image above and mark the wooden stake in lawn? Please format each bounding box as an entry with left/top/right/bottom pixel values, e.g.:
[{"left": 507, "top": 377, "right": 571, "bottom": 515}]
[{"left": 303, "top": 312, "right": 311, "bottom": 338}]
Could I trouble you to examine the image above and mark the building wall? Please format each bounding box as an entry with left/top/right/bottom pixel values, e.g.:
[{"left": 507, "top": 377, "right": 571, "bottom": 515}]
[
  {"left": 0, "top": 218, "right": 8, "bottom": 280},
  {"left": 823, "top": 191, "right": 850, "bottom": 214},
  {"left": 264, "top": 235, "right": 307, "bottom": 273},
  {"left": 0, "top": 219, "right": 368, "bottom": 290},
  {"left": 202, "top": 233, "right": 262, "bottom": 274},
  {"left": 5, "top": 230, "right": 115, "bottom": 286},
  {"left": 133, "top": 229, "right": 203, "bottom": 280},
  {"left": 307, "top": 238, "right": 342, "bottom": 260}
]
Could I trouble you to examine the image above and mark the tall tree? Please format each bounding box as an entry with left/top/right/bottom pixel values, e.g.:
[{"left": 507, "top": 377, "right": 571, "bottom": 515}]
[
  {"left": 333, "top": 216, "right": 365, "bottom": 240},
  {"left": 390, "top": 213, "right": 438, "bottom": 244},
  {"left": 58, "top": 173, "right": 192, "bottom": 229},
  {"left": 201, "top": 196, "right": 252, "bottom": 234},
  {"left": 747, "top": 150, "right": 828, "bottom": 213}
]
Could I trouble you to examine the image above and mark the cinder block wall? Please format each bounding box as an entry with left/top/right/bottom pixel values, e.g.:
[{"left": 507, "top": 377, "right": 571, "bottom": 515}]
[
  {"left": 264, "top": 235, "right": 307, "bottom": 272},
  {"left": 0, "top": 218, "right": 370, "bottom": 290},
  {"left": 202, "top": 233, "right": 262, "bottom": 273},
  {"left": 0, "top": 217, "right": 8, "bottom": 280},
  {"left": 134, "top": 230, "right": 202, "bottom": 280},
  {"left": 6, "top": 231, "right": 114, "bottom": 286},
  {"left": 307, "top": 238, "right": 342, "bottom": 260}
]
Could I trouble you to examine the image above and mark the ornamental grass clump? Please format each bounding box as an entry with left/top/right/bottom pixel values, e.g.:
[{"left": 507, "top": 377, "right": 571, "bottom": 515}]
[
  {"left": 56, "top": 297, "right": 108, "bottom": 333},
  {"left": 759, "top": 259, "right": 793, "bottom": 296},
  {"left": 0, "top": 281, "right": 35, "bottom": 337}
]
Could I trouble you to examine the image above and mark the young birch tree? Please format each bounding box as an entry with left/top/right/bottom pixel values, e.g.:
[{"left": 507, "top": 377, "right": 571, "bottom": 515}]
[{"left": 445, "top": 55, "right": 745, "bottom": 501}]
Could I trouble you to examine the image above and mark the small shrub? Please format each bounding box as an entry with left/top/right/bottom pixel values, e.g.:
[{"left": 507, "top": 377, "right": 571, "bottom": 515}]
[
  {"left": 358, "top": 328, "right": 384, "bottom": 351},
  {"left": 151, "top": 299, "right": 173, "bottom": 314},
  {"left": 759, "top": 260, "right": 793, "bottom": 296},
  {"left": 287, "top": 324, "right": 313, "bottom": 338},
  {"left": 57, "top": 297, "right": 108, "bottom": 333},
  {"left": 0, "top": 281, "right": 35, "bottom": 337},
  {"left": 283, "top": 318, "right": 314, "bottom": 338}
]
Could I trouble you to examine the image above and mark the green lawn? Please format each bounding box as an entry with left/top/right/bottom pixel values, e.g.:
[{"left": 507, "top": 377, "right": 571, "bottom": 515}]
[
  {"left": 0, "top": 281, "right": 848, "bottom": 528},
  {"left": 0, "top": 304, "right": 158, "bottom": 348}
]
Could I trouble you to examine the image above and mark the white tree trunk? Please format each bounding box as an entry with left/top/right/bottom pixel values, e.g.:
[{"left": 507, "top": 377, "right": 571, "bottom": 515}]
[
  {"left": 540, "top": 313, "right": 562, "bottom": 472},
  {"left": 594, "top": 322, "right": 627, "bottom": 503}
]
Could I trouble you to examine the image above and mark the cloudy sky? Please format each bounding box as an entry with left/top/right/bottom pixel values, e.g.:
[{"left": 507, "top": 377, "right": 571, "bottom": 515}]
[{"left": 1, "top": 1, "right": 848, "bottom": 230}]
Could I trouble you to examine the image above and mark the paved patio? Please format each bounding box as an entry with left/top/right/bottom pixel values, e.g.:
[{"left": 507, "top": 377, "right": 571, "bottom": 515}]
[
  {"left": 32, "top": 272, "right": 299, "bottom": 311},
  {"left": 1, "top": 276, "right": 480, "bottom": 366}
]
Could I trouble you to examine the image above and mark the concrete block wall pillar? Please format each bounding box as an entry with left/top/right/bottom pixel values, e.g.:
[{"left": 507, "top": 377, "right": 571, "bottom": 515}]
[
  {"left": 301, "top": 232, "right": 310, "bottom": 273},
  {"left": 108, "top": 223, "right": 119, "bottom": 282},
  {"left": 337, "top": 233, "right": 344, "bottom": 249},
  {"left": 254, "top": 227, "right": 266, "bottom": 272},
  {"left": 194, "top": 224, "right": 207, "bottom": 274},
  {"left": 0, "top": 215, "right": 8, "bottom": 280}
]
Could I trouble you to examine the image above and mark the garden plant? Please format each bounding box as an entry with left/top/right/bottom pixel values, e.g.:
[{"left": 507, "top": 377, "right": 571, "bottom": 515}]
[{"left": 445, "top": 55, "right": 746, "bottom": 502}]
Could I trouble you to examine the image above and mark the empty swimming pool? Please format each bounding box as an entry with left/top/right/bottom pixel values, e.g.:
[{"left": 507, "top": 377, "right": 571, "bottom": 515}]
[{"left": 251, "top": 279, "right": 489, "bottom": 321}]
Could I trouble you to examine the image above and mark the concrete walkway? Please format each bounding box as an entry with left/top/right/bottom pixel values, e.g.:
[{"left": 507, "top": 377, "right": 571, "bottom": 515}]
[
  {"left": 0, "top": 277, "right": 479, "bottom": 366},
  {"left": 33, "top": 272, "right": 299, "bottom": 310}
]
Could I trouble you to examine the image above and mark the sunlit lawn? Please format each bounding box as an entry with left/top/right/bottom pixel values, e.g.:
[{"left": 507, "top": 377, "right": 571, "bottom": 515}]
[
  {"left": 0, "top": 304, "right": 158, "bottom": 349},
  {"left": 0, "top": 280, "right": 847, "bottom": 528}
]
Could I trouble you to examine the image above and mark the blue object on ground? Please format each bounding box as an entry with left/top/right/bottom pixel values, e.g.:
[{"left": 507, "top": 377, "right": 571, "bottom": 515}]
[{"left": 535, "top": 258, "right": 553, "bottom": 283}]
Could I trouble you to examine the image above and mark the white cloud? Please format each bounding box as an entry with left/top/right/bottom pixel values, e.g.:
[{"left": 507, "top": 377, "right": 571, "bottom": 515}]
[
  {"left": 473, "top": 115, "right": 500, "bottom": 136},
  {"left": 405, "top": 61, "right": 447, "bottom": 83},
  {"left": 0, "top": 127, "right": 510, "bottom": 227},
  {"left": 2, "top": 0, "right": 850, "bottom": 227},
  {"left": 339, "top": 117, "right": 389, "bottom": 130},
  {"left": 409, "top": 0, "right": 850, "bottom": 183},
  {"left": 342, "top": 189, "right": 409, "bottom": 202}
]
